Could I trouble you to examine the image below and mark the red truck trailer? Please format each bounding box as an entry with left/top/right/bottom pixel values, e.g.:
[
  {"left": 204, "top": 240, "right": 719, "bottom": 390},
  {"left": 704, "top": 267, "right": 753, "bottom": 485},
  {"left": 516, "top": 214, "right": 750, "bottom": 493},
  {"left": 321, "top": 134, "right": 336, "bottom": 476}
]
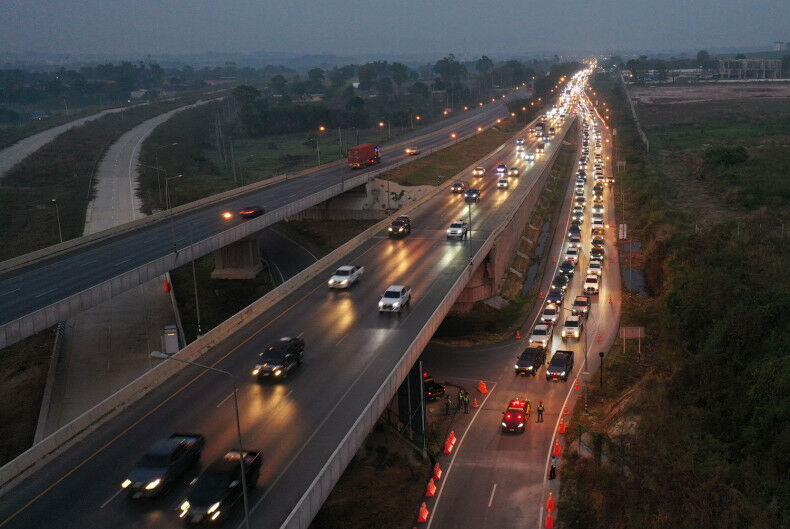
[{"left": 348, "top": 143, "right": 380, "bottom": 169}]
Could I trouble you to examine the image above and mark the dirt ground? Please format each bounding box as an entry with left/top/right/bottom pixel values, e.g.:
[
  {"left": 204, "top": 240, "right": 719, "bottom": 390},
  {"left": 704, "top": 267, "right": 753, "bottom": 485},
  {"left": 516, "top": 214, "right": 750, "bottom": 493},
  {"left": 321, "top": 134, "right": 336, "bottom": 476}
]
[{"left": 629, "top": 81, "right": 790, "bottom": 104}]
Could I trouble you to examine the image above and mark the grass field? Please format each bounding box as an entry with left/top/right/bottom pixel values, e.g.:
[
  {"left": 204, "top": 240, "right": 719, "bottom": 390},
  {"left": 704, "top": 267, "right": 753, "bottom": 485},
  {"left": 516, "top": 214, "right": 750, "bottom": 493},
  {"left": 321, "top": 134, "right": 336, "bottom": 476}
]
[{"left": 558, "top": 74, "right": 790, "bottom": 529}]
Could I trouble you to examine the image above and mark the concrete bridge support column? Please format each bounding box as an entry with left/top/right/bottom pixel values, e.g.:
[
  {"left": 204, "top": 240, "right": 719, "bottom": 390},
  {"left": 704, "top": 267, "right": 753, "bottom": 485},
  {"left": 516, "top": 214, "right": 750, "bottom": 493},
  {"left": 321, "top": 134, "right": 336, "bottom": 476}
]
[{"left": 211, "top": 235, "right": 263, "bottom": 279}]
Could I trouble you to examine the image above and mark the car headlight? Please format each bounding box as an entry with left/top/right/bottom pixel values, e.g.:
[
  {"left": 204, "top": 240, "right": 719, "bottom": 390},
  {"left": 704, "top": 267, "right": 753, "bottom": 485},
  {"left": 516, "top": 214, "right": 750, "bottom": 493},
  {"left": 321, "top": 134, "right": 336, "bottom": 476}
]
[
  {"left": 501, "top": 422, "right": 507, "bottom": 427},
  {"left": 340, "top": 280, "right": 348, "bottom": 285},
  {"left": 561, "top": 330, "right": 567, "bottom": 337},
  {"left": 121, "top": 479, "right": 131, "bottom": 489},
  {"left": 514, "top": 364, "right": 519, "bottom": 369},
  {"left": 328, "top": 279, "right": 334, "bottom": 285},
  {"left": 527, "top": 366, "right": 533, "bottom": 370},
  {"left": 560, "top": 371, "right": 566, "bottom": 376},
  {"left": 145, "top": 478, "right": 161, "bottom": 490},
  {"left": 392, "top": 302, "right": 400, "bottom": 308},
  {"left": 211, "top": 511, "right": 221, "bottom": 521},
  {"left": 207, "top": 502, "right": 221, "bottom": 514},
  {"left": 574, "top": 331, "right": 580, "bottom": 337},
  {"left": 180, "top": 501, "right": 191, "bottom": 512},
  {"left": 252, "top": 367, "right": 260, "bottom": 375},
  {"left": 274, "top": 368, "right": 283, "bottom": 376},
  {"left": 518, "top": 423, "right": 524, "bottom": 428}
]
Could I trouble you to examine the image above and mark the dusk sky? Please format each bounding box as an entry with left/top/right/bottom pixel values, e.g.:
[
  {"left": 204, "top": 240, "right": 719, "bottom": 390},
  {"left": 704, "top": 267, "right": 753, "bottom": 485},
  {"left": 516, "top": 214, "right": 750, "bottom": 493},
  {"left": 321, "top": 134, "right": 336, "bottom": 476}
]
[{"left": 2, "top": 0, "right": 788, "bottom": 57}]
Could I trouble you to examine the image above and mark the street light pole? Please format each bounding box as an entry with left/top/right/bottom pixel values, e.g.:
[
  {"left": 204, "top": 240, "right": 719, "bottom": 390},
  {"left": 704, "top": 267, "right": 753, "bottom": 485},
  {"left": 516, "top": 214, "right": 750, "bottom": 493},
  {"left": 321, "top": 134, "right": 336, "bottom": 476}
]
[
  {"left": 150, "top": 351, "right": 251, "bottom": 529},
  {"left": 166, "top": 174, "right": 183, "bottom": 251},
  {"left": 51, "top": 198, "right": 63, "bottom": 243}
]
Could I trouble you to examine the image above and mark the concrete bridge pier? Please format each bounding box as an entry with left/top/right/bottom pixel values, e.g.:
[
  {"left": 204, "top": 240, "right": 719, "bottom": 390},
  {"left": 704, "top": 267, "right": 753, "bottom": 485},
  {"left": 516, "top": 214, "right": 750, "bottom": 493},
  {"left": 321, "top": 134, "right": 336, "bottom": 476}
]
[{"left": 211, "top": 235, "right": 263, "bottom": 279}]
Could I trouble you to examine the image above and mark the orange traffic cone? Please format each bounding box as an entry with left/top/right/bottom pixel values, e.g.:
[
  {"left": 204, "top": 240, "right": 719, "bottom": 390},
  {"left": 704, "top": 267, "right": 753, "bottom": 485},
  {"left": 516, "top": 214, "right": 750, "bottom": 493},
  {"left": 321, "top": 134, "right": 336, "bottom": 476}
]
[
  {"left": 417, "top": 502, "right": 429, "bottom": 523},
  {"left": 478, "top": 380, "right": 488, "bottom": 394},
  {"left": 563, "top": 406, "right": 569, "bottom": 415},
  {"left": 540, "top": 291, "right": 544, "bottom": 299},
  {"left": 611, "top": 255, "right": 615, "bottom": 263},
  {"left": 546, "top": 492, "right": 555, "bottom": 512},
  {"left": 609, "top": 295, "right": 613, "bottom": 304},
  {"left": 472, "top": 397, "right": 479, "bottom": 408},
  {"left": 552, "top": 439, "right": 562, "bottom": 457},
  {"left": 574, "top": 380, "right": 580, "bottom": 391},
  {"left": 545, "top": 512, "right": 554, "bottom": 529},
  {"left": 553, "top": 255, "right": 557, "bottom": 263},
  {"left": 163, "top": 279, "right": 171, "bottom": 293},
  {"left": 558, "top": 418, "right": 566, "bottom": 434},
  {"left": 516, "top": 330, "right": 521, "bottom": 340},
  {"left": 425, "top": 478, "right": 437, "bottom": 497},
  {"left": 433, "top": 462, "right": 442, "bottom": 480},
  {"left": 597, "top": 332, "right": 602, "bottom": 342}
]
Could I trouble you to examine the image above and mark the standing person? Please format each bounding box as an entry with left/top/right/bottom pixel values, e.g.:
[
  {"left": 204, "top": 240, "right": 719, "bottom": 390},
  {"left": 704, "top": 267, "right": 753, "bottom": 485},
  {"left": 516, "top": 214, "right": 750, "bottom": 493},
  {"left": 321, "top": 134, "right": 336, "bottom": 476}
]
[
  {"left": 445, "top": 394, "right": 452, "bottom": 416},
  {"left": 537, "top": 401, "right": 545, "bottom": 422},
  {"left": 463, "top": 391, "right": 470, "bottom": 414},
  {"left": 549, "top": 456, "right": 557, "bottom": 480}
]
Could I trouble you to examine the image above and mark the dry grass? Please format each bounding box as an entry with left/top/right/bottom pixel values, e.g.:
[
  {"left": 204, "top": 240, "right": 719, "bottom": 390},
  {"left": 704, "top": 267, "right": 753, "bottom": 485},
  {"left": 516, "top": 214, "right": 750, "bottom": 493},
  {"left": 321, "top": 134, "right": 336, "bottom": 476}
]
[{"left": 0, "top": 328, "right": 54, "bottom": 465}]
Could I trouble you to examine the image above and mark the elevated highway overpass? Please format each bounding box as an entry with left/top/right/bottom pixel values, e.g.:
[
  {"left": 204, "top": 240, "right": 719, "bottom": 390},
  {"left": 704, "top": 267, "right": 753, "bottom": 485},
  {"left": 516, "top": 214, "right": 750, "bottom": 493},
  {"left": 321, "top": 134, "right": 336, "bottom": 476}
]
[
  {"left": 0, "top": 88, "right": 581, "bottom": 527},
  {"left": 0, "top": 98, "right": 513, "bottom": 348}
]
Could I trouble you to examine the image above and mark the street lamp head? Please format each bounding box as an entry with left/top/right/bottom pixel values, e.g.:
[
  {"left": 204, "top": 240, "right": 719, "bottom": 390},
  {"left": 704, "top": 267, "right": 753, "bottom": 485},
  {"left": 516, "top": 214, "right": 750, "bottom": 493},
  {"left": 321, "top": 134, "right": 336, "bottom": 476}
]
[
  {"left": 378, "top": 121, "right": 385, "bottom": 128},
  {"left": 51, "top": 198, "right": 57, "bottom": 204},
  {"left": 151, "top": 350, "right": 170, "bottom": 360},
  {"left": 318, "top": 125, "right": 326, "bottom": 132}
]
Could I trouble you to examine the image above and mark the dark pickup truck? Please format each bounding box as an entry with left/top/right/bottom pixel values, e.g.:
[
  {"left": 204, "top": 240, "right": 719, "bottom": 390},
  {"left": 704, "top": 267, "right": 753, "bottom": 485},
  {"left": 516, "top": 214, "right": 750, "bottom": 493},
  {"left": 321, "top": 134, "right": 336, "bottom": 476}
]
[{"left": 122, "top": 433, "right": 205, "bottom": 498}]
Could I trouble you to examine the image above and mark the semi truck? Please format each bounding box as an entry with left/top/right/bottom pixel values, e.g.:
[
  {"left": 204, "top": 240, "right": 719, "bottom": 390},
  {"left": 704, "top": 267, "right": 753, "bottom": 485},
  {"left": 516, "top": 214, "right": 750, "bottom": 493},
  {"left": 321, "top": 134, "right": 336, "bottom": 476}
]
[{"left": 348, "top": 143, "right": 380, "bottom": 169}]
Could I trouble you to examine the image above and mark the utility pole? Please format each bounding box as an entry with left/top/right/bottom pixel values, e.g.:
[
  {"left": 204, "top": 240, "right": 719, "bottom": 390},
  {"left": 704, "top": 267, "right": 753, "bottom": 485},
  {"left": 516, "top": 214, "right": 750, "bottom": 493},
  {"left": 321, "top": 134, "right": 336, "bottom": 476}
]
[{"left": 51, "top": 198, "right": 63, "bottom": 243}]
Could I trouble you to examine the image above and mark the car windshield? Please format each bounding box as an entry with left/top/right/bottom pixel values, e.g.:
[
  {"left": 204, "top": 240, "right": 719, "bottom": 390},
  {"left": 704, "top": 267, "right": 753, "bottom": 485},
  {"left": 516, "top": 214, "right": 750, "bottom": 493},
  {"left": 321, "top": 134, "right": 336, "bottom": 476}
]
[
  {"left": 587, "top": 277, "right": 598, "bottom": 283},
  {"left": 391, "top": 221, "right": 404, "bottom": 227},
  {"left": 532, "top": 328, "right": 547, "bottom": 336},
  {"left": 450, "top": 223, "right": 464, "bottom": 229},
  {"left": 383, "top": 291, "right": 400, "bottom": 298},
  {"left": 189, "top": 470, "right": 232, "bottom": 504},
  {"left": 544, "top": 307, "right": 557, "bottom": 315},
  {"left": 565, "top": 320, "right": 579, "bottom": 328},
  {"left": 334, "top": 269, "right": 350, "bottom": 276},
  {"left": 137, "top": 452, "right": 170, "bottom": 469}
]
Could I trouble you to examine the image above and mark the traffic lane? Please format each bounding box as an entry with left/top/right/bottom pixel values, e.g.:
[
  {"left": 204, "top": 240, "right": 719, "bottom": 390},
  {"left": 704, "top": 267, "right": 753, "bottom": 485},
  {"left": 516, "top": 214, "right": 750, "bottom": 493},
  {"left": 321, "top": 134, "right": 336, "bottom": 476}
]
[
  {"left": 0, "top": 103, "right": 511, "bottom": 322},
  {"left": 0, "top": 110, "right": 556, "bottom": 524}
]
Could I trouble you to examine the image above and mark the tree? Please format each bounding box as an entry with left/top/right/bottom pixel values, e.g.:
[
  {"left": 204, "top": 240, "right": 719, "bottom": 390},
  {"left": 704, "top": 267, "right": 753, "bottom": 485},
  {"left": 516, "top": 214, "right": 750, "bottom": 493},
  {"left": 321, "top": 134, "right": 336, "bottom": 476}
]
[
  {"left": 232, "top": 84, "right": 260, "bottom": 106},
  {"left": 376, "top": 77, "right": 393, "bottom": 97},
  {"left": 269, "top": 74, "right": 287, "bottom": 95},
  {"left": 696, "top": 50, "right": 711, "bottom": 69},
  {"left": 476, "top": 55, "right": 494, "bottom": 74},
  {"left": 391, "top": 62, "right": 410, "bottom": 93},
  {"left": 735, "top": 53, "right": 747, "bottom": 59},
  {"left": 357, "top": 63, "right": 377, "bottom": 90},
  {"left": 410, "top": 81, "right": 430, "bottom": 99},
  {"left": 433, "top": 54, "right": 467, "bottom": 83},
  {"left": 308, "top": 67, "right": 325, "bottom": 89}
]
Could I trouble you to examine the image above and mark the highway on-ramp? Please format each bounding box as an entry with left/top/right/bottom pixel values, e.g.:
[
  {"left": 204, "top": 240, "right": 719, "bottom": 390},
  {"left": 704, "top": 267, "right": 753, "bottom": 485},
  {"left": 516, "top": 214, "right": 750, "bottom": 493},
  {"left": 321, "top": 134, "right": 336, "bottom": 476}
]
[
  {"left": 0, "top": 98, "right": 513, "bottom": 347},
  {"left": 0, "top": 105, "right": 571, "bottom": 529}
]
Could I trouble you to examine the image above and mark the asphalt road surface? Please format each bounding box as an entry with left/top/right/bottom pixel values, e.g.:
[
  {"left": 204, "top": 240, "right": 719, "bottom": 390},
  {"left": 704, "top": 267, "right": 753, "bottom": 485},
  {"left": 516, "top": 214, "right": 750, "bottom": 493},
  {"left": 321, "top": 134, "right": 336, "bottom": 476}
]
[
  {"left": 0, "top": 109, "right": 569, "bottom": 529},
  {"left": 0, "top": 98, "right": 511, "bottom": 331},
  {"left": 421, "top": 100, "right": 622, "bottom": 529}
]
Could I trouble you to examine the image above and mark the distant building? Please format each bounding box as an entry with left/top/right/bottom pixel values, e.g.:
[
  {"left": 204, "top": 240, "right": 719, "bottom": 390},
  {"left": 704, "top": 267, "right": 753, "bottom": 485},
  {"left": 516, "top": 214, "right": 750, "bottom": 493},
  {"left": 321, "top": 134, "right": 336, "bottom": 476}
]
[
  {"left": 718, "top": 58, "right": 782, "bottom": 79},
  {"left": 773, "top": 41, "right": 785, "bottom": 52}
]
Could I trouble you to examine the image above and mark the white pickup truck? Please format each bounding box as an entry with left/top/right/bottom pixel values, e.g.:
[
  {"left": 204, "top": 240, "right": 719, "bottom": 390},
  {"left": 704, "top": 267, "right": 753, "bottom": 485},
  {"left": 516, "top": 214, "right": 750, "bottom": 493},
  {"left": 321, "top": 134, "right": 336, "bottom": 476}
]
[{"left": 327, "top": 265, "right": 364, "bottom": 289}]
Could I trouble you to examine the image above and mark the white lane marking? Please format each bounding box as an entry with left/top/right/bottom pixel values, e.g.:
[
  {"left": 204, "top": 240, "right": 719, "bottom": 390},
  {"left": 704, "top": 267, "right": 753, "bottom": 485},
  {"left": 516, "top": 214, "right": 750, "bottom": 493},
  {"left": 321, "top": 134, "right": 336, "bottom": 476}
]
[
  {"left": 237, "top": 350, "right": 409, "bottom": 529},
  {"left": 216, "top": 391, "right": 234, "bottom": 408},
  {"left": 335, "top": 334, "right": 347, "bottom": 347},
  {"left": 285, "top": 389, "right": 293, "bottom": 398},
  {"left": 488, "top": 483, "right": 498, "bottom": 507},
  {"left": 425, "top": 383, "right": 497, "bottom": 529},
  {"left": 114, "top": 258, "right": 131, "bottom": 267},
  {"left": 100, "top": 488, "right": 123, "bottom": 509},
  {"left": 0, "top": 288, "right": 20, "bottom": 297},
  {"left": 34, "top": 287, "right": 57, "bottom": 298}
]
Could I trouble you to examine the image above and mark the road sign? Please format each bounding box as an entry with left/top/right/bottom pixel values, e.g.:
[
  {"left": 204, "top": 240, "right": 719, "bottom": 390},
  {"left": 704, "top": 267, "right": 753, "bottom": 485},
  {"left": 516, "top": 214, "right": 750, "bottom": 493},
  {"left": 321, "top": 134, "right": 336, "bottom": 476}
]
[
  {"left": 619, "top": 223, "right": 627, "bottom": 240},
  {"left": 619, "top": 327, "right": 645, "bottom": 339}
]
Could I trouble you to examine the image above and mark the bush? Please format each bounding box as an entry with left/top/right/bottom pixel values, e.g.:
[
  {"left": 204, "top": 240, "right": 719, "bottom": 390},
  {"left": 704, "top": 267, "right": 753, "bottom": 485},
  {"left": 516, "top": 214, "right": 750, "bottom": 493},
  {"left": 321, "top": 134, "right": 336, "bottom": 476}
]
[{"left": 704, "top": 145, "right": 749, "bottom": 167}]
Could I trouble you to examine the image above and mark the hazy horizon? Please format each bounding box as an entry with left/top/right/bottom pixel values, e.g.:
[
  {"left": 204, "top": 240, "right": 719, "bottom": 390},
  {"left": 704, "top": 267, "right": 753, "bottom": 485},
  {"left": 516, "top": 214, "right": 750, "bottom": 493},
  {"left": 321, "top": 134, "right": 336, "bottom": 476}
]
[{"left": 2, "top": 0, "right": 787, "bottom": 59}]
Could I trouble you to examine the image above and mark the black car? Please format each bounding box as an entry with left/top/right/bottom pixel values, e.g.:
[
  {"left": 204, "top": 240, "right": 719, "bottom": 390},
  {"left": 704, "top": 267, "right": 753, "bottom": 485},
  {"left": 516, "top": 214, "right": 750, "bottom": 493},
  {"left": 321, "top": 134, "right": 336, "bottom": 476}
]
[
  {"left": 551, "top": 274, "right": 568, "bottom": 291},
  {"left": 180, "top": 450, "right": 262, "bottom": 523},
  {"left": 547, "top": 288, "right": 564, "bottom": 304},
  {"left": 423, "top": 372, "right": 446, "bottom": 401},
  {"left": 515, "top": 346, "right": 546, "bottom": 376},
  {"left": 122, "top": 433, "right": 205, "bottom": 498},
  {"left": 238, "top": 206, "right": 264, "bottom": 218},
  {"left": 252, "top": 336, "right": 304, "bottom": 380},
  {"left": 546, "top": 350, "right": 574, "bottom": 381},
  {"left": 388, "top": 216, "right": 411, "bottom": 238},
  {"left": 591, "top": 246, "right": 605, "bottom": 260},
  {"left": 559, "top": 259, "right": 575, "bottom": 278},
  {"left": 568, "top": 225, "right": 581, "bottom": 238},
  {"left": 501, "top": 398, "right": 531, "bottom": 433},
  {"left": 464, "top": 188, "right": 481, "bottom": 203},
  {"left": 450, "top": 181, "right": 467, "bottom": 193}
]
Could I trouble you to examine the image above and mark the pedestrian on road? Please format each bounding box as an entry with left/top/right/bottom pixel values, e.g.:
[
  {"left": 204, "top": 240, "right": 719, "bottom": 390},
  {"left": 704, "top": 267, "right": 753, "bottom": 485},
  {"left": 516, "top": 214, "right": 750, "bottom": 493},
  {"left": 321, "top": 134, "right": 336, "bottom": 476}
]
[
  {"left": 445, "top": 394, "right": 452, "bottom": 416},
  {"left": 537, "top": 401, "right": 545, "bottom": 422},
  {"left": 549, "top": 456, "right": 557, "bottom": 480},
  {"left": 463, "top": 391, "right": 469, "bottom": 414}
]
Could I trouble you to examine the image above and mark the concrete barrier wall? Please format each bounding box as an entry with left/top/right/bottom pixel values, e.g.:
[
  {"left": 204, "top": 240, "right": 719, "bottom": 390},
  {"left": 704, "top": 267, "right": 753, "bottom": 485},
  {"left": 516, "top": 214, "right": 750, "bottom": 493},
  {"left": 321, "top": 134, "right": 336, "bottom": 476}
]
[
  {"left": 0, "top": 113, "right": 507, "bottom": 349},
  {"left": 0, "top": 114, "right": 514, "bottom": 495}
]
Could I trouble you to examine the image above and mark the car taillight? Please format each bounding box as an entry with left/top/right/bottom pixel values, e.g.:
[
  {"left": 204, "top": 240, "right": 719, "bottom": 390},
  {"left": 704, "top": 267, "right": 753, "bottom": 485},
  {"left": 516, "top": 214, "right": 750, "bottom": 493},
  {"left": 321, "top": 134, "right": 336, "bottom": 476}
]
[
  {"left": 506, "top": 414, "right": 511, "bottom": 419},
  {"left": 518, "top": 415, "right": 523, "bottom": 420}
]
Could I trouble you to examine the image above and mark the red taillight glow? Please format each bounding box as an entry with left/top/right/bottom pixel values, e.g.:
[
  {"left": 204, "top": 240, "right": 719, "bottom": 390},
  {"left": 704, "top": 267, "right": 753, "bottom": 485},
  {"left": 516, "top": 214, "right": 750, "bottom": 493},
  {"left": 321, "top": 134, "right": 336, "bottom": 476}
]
[{"left": 506, "top": 414, "right": 511, "bottom": 419}]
